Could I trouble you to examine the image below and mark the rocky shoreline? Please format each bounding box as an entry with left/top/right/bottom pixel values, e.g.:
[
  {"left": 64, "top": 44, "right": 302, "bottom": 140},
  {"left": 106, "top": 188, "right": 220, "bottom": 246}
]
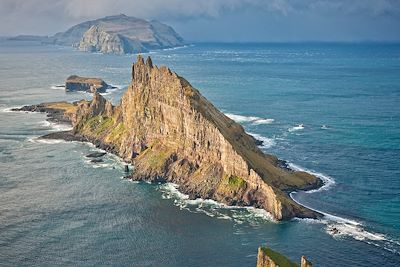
[{"left": 38, "top": 122, "right": 323, "bottom": 209}]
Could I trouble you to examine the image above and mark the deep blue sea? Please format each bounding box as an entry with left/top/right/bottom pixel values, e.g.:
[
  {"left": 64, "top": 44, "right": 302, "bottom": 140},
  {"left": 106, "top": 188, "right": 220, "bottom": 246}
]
[{"left": 0, "top": 41, "right": 399, "bottom": 266}]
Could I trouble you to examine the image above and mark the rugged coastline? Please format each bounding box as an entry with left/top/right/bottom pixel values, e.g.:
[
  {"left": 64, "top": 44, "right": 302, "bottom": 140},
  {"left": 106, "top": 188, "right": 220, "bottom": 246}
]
[{"left": 14, "top": 55, "right": 324, "bottom": 221}]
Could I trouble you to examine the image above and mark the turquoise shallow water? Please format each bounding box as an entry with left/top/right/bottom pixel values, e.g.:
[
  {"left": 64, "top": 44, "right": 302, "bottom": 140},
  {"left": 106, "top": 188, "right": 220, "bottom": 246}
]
[{"left": 0, "top": 42, "right": 399, "bottom": 266}]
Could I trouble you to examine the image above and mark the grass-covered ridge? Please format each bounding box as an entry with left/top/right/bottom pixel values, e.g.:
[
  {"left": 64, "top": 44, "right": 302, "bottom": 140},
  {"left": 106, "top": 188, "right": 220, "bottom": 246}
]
[
  {"left": 46, "top": 102, "right": 78, "bottom": 113},
  {"left": 260, "top": 247, "right": 299, "bottom": 267}
]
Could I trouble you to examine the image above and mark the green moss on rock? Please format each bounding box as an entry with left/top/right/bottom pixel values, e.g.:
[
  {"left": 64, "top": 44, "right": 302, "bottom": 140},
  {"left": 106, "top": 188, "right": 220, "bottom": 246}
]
[
  {"left": 217, "top": 174, "right": 247, "bottom": 194},
  {"left": 136, "top": 142, "right": 173, "bottom": 171},
  {"left": 81, "top": 115, "right": 114, "bottom": 136},
  {"left": 106, "top": 122, "right": 126, "bottom": 145}
]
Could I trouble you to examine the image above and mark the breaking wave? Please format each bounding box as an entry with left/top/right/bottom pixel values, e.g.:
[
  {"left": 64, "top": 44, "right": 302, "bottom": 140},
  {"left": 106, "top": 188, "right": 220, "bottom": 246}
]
[
  {"left": 225, "top": 113, "right": 274, "bottom": 125},
  {"left": 28, "top": 137, "right": 67, "bottom": 144},
  {"left": 288, "top": 124, "right": 305, "bottom": 132},
  {"left": 287, "top": 162, "right": 335, "bottom": 193},
  {"left": 291, "top": 191, "right": 399, "bottom": 255},
  {"left": 247, "top": 132, "right": 275, "bottom": 149},
  {"left": 158, "top": 183, "right": 275, "bottom": 225},
  {"left": 50, "top": 85, "right": 65, "bottom": 90},
  {"left": 40, "top": 120, "right": 72, "bottom": 131}
]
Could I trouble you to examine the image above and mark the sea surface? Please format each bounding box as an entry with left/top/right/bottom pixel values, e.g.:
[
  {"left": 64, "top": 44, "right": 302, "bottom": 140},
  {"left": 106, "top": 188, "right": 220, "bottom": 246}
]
[{"left": 0, "top": 41, "right": 399, "bottom": 266}]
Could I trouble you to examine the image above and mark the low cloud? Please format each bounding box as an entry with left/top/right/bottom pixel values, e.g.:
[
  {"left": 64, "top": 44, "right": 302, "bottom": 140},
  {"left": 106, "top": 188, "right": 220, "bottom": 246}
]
[{"left": 0, "top": 0, "right": 399, "bottom": 40}]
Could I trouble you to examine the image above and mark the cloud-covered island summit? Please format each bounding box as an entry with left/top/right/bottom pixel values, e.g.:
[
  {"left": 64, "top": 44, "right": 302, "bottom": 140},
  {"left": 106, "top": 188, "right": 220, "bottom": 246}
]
[
  {"left": 11, "top": 14, "right": 185, "bottom": 54},
  {"left": 16, "top": 56, "right": 323, "bottom": 220}
]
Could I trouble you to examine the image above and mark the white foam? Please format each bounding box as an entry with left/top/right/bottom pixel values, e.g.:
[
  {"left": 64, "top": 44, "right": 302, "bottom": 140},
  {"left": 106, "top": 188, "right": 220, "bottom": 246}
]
[
  {"left": 253, "top": 118, "right": 275, "bottom": 125},
  {"left": 158, "top": 182, "right": 276, "bottom": 224},
  {"left": 39, "top": 120, "right": 73, "bottom": 131},
  {"left": 162, "top": 45, "right": 190, "bottom": 51},
  {"left": 225, "top": 113, "right": 274, "bottom": 125},
  {"left": 287, "top": 162, "right": 335, "bottom": 193},
  {"left": 288, "top": 124, "right": 305, "bottom": 132},
  {"left": 0, "top": 106, "right": 31, "bottom": 113},
  {"left": 247, "top": 132, "right": 275, "bottom": 149},
  {"left": 291, "top": 192, "right": 390, "bottom": 245},
  {"left": 28, "top": 137, "right": 67, "bottom": 144},
  {"left": 50, "top": 85, "right": 65, "bottom": 90}
]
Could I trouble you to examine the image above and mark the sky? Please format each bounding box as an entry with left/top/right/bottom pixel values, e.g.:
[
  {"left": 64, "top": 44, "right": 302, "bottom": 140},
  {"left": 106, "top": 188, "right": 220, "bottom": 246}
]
[{"left": 1, "top": 0, "right": 400, "bottom": 42}]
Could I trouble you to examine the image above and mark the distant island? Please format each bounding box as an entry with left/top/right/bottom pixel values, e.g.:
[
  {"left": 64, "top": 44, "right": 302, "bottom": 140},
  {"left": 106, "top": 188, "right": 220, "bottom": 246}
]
[
  {"left": 8, "top": 14, "right": 185, "bottom": 54},
  {"left": 14, "top": 55, "right": 323, "bottom": 221}
]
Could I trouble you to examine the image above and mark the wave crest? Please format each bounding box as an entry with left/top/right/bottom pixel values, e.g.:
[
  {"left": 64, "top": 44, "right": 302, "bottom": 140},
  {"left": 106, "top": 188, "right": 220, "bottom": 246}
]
[
  {"left": 225, "top": 113, "right": 274, "bottom": 125},
  {"left": 158, "top": 183, "right": 276, "bottom": 224}
]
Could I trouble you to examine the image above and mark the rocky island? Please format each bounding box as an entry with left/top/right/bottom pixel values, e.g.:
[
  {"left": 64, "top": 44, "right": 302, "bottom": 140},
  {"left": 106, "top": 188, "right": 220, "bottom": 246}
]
[
  {"left": 9, "top": 14, "right": 185, "bottom": 55},
  {"left": 15, "top": 55, "right": 323, "bottom": 220},
  {"left": 65, "top": 75, "right": 114, "bottom": 93}
]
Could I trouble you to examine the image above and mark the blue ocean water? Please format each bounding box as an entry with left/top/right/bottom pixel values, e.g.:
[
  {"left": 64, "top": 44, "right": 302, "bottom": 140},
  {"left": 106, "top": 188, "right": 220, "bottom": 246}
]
[{"left": 0, "top": 41, "right": 399, "bottom": 266}]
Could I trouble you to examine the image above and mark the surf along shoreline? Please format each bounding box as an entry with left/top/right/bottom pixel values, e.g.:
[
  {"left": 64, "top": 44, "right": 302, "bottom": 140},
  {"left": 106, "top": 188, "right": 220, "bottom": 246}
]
[
  {"left": 11, "top": 102, "right": 325, "bottom": 219},
  {"left": 11, "top": 101, "right": 397, "bottom": 252}
]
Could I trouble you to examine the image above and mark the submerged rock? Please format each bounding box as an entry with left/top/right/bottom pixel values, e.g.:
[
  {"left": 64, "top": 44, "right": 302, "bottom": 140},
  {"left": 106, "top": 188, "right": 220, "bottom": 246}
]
[
  {"left": 86, "top": 152, "right": 107, "bottom": 158},
  {"left": 90, "top": 158, "right": 104, "bottom": 163}
]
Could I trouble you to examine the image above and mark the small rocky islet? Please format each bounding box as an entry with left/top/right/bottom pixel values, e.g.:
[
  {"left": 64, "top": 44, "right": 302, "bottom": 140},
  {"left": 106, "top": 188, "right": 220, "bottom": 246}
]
[
  {"left": 65, "top": 75, "right": 115, "bottom": 93},
  {"left": 15, "top": 55, "right": 322, "bottom": 265}
]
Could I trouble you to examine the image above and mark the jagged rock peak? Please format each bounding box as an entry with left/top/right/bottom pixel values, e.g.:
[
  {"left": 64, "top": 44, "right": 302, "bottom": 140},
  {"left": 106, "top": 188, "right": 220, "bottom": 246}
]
[
  {"left": 146, "top": 56, "right": 153, "bottom": 68},
  {"left": 131, "top": 55, "right": 172, "bottom": 86}
]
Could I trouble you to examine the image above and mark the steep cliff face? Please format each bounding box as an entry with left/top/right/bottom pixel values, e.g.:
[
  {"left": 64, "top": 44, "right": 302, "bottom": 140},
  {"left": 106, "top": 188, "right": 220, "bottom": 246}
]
[
  {"left": 71, "top": 55, "right": 322, "bottom": 220},
  {"left": 50, "top": 14, "right": 185, "bottom": 54},
  {"left": 78, "top": 25, "right": 146, "bottom": 54}
]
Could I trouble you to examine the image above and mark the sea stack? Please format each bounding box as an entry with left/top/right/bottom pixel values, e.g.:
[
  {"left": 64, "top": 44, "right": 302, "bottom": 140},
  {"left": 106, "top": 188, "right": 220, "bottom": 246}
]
[
  {"left": 68, "top": 55, "right": 322, "bottom": 220},
  {"left": 16, "top": 55, "right": 323, "bottom": 220}
]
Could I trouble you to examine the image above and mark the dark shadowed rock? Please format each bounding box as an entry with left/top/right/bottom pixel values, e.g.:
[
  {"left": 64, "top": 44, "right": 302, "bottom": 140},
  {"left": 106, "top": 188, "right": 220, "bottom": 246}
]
[
  {"left": 90, "top": 158, "right": 104, "bottom": 163},
  {"left": 86, "top": 152, "right": 107, "bottom": 158}
]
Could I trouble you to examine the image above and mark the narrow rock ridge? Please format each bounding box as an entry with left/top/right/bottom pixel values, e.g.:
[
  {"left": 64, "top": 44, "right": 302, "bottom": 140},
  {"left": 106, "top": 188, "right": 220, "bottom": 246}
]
[
  {"left": 256, "top": 246, "right": 312, "bottom": 267},
  {"left": 70, "top": 55, "right": 322, "bottom": 220}
]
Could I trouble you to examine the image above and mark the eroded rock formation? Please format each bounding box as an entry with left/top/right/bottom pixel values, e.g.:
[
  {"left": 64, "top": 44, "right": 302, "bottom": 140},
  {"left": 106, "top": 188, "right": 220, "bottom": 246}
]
[
  {"left": 15, "top": 55, "right": 323, "bottom": 220},
  {"left": 68, "top": 55, "right": 322, "bottom": 220}
]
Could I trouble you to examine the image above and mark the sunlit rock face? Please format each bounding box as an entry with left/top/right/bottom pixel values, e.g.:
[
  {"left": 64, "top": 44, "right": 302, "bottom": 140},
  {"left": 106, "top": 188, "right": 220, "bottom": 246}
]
[{"left": 72, "top": 55, "right": 322, "bottom": 220}]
